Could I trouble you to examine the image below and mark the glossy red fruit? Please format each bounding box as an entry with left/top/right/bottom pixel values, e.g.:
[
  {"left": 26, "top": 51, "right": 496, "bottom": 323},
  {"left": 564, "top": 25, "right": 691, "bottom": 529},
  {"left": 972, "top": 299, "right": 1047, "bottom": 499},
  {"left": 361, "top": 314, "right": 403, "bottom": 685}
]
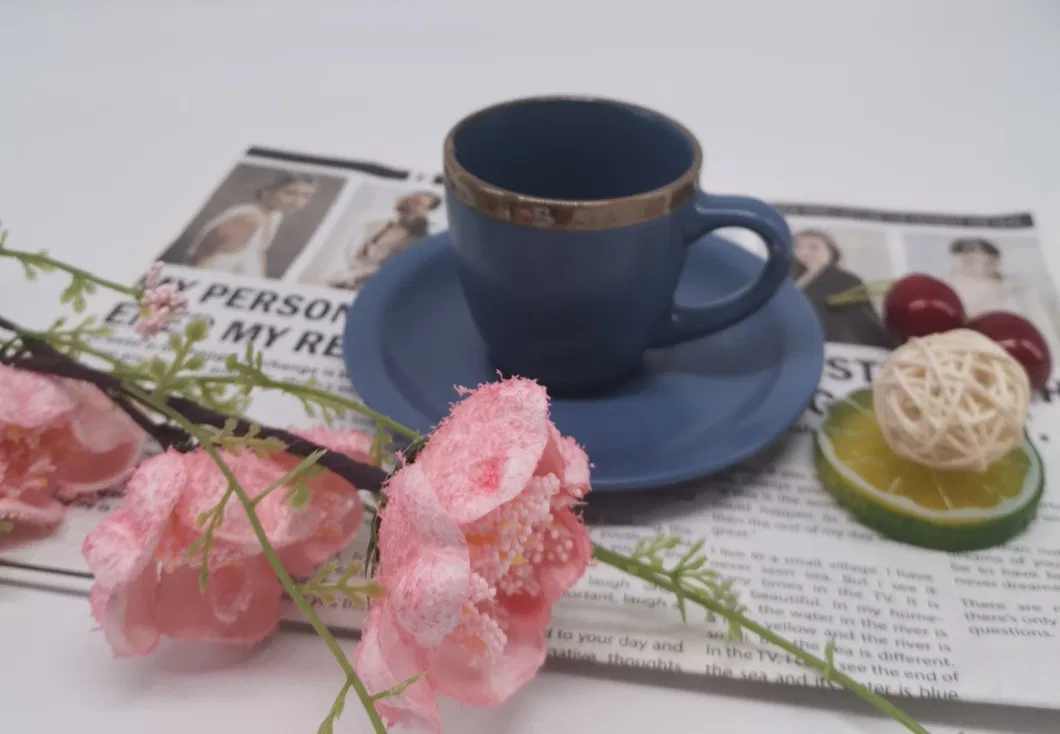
[
  {"left": 969, "top": 311, "right": 1052, "bottom": 390},
  {"left": 883, "top": 274, "right": 966, "bottom": 343}
]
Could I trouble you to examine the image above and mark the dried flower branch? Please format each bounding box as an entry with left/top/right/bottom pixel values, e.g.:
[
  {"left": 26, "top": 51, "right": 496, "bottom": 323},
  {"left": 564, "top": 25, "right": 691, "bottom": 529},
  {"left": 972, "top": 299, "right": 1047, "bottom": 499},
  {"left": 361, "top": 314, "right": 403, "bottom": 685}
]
[{"left": 0, "top": 233, "right": 930, "bottom": 734}]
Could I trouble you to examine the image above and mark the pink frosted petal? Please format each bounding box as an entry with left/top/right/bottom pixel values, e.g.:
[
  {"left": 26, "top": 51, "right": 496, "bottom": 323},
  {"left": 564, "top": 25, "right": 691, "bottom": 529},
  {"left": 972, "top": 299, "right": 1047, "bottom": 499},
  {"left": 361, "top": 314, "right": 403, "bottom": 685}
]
[
  {"left": 205, "top": 562, "right": 260, "bottom": 625},
  {"left": 428, "top": 620, "right": 547, "bottom": 707},
  {"left": 172, "top": 451, "right": 268, "bottom": 557},
  {"left": 51, "top": 378, "right": 146, "bottom": 496},
  {"left": 416, "top": 379, "right": 550, "bottom": 524},
  {"left": 0, "top": 487, "right": 64, "bottom": 528},
  {"left": 353, "top": 604, "right": 440, "bottom": 733},
  {"left": 82, "top": 451, "right": 186, "bottom": 589},
  {"left": 555, "top": 433, "right": 591, "bottom": 501},
  {"left": 154, "top": 563, "right": 282, "bottom": 645},
  {"left": 53, "top": 431, "right": 145, "bottom": 497},
  {"left": 158, "top": 444, "right": 362, "bottom": 567},
  {"left": 259, "top": 453, "right": 365, "bottom": 558},
  {"left": 0, "top": 440, "right": 54, "bottom": 493},
  {"left": 380, "top": 464, "right": 469, "bottom": 647},
  {"left": 537, "top": 508, "right": 593, "bottom": 601},
  {"left": 206, "top": 558, "right": 284, "bottom": 640},
  {"left": 152, "top": 567, "right": 221, "bottom": 640},
  {"left": 56, "top": 379, "right": 145, "bottom": 454},
  {"left": 278, "top": 492, "right": 364, "bottom": 577},
  {"left": 166, "top": 428, "right": 367, "bottom": 569},
  {"left": 0, "top": 365, "right": 73, "bottom": 430},
  {"left": 92, "top": 571, "right": 161, "bottom": 657},
  {"left": 175, "top": 449, "right": 362, "bottom": 558},
  {"left": 497, "top": 591, "right": 550, "bottom": 631},
  {"left": 536, "top": 426, "right": 591, "bottom": 506},
  {"left": 536, "top": 424, "right": 566, "bottom": 478}
]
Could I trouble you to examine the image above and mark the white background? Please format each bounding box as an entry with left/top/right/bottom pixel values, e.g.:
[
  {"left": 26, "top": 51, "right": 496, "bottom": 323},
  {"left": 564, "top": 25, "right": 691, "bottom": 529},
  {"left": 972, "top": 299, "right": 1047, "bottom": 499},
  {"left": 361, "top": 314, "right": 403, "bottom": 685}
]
[{"left": 1, "top": 1, "right": 1059, "bottom": 732}]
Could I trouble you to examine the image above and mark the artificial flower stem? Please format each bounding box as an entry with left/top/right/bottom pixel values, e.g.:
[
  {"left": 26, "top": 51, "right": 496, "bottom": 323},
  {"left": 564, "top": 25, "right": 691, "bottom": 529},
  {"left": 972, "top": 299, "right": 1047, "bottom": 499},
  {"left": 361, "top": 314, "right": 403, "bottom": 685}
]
[
  {"left": 0, "top": 236, "right": 139, "bottom": 297},
  {"left": 192, "top": 374, "right": 421, "bottom": 441},
  {"left": 154, "top": 335, "right": 193, "bottom": 396},
  {"left": 29, "top": 322, "right": 413, "bottom": 443},
  {"left": 0, "top": 241, "right": 414, "bottom": 442},
  {"left": 124, "top": 385, "right": 389, "bottom": 734},
  {"left": 249, "top": 450, "right": 326, "bottom": 508},
  {"left": 38, "top": 339, "right": 418, "bottom": 443},
  {"left": 29, "top": 330, "right": 129, "bottom": 369},
  {"left": 591, "top": 544, "right": 929, "bottom": 734}
]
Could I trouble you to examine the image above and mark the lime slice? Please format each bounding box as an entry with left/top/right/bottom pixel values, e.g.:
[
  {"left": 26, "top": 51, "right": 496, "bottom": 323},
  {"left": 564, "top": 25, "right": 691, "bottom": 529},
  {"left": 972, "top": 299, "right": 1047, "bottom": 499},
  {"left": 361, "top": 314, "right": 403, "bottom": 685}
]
[{"left": 814, "top": 388, "right": 1044, "bottom": 551}]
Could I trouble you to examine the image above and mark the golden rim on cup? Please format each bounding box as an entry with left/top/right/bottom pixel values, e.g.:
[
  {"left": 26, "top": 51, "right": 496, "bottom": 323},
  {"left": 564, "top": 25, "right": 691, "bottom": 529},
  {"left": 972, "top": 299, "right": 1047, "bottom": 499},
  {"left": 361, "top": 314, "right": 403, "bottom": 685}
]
[{"left": 443, "top": 95, "right": 702, "bottom": 231}]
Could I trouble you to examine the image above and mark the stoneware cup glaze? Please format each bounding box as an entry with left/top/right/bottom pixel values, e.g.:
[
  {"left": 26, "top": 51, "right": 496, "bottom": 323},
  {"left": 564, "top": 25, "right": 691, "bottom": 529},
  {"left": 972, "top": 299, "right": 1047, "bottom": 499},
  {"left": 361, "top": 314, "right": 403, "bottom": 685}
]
[{"left": 444, "top": 96, "right": 793, "bottom": 395}]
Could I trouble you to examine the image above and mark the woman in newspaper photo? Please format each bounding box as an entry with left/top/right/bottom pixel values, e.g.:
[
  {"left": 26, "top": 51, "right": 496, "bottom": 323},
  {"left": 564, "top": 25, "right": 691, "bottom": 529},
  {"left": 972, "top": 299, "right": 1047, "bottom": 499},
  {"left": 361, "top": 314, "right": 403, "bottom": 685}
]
[
  {"left": 790, "top": 229, "right": 895, "bottom": 349},
  {"left": 329, "top": 191, "right": 442, "bottom": 291},
  {"left": 948, "top": 236, "right": 1060, "bottom": 359},
  {"left": 184, "top": 172, "right": 319, "bottom": 277}
]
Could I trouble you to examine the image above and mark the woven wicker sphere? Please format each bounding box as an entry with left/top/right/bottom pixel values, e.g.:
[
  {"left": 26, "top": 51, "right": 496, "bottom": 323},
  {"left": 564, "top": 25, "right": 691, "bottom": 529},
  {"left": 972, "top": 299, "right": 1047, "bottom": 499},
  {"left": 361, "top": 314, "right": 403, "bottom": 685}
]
[{"left": 873, "top": 329, "right": 1030, "bottom": 472}]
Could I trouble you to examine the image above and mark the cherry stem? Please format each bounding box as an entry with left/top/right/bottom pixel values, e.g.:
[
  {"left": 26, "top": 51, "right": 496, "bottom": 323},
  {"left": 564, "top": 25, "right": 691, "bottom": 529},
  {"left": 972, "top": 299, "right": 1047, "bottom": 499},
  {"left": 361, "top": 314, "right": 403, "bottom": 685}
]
[{"left": 826, "top": 280, "right": 894, "bottom": 307}]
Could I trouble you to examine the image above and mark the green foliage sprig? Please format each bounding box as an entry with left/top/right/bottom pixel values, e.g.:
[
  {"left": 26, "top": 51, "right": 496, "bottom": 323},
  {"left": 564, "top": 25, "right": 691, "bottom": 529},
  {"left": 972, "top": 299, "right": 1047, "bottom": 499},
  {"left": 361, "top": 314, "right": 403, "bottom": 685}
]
[{"left": 591, "top": 540, "right": 930, "bottom": 734}]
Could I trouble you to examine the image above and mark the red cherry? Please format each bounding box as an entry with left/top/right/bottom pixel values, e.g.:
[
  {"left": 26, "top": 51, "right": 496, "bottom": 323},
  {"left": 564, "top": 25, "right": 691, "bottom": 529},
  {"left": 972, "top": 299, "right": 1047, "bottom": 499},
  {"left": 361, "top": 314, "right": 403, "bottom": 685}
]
[
  {"left": 883, "top": 274, "right": 966, "bottom": 343},
  {"left": 968, "top": 311, "right": 1052, "bottom": 390}
]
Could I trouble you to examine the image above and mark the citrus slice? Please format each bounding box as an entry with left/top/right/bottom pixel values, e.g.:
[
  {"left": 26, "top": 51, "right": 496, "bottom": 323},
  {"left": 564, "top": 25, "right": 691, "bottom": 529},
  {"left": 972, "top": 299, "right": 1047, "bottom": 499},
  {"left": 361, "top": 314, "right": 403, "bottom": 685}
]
[{"left": 814, "top": 388, "right": 1044, "bottom": 551}]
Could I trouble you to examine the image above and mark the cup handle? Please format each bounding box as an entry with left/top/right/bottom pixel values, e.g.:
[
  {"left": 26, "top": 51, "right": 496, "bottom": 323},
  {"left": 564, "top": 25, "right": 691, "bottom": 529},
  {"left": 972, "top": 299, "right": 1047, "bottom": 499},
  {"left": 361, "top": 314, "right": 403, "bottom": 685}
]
[{"left": 649, "top": 191, "right": 793, "bottom": 348}]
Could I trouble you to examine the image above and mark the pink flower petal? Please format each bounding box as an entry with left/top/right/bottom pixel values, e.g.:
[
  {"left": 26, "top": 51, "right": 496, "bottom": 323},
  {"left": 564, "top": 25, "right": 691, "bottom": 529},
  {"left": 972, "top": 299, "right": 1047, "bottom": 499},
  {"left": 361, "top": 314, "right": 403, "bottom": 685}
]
[
  {"left": 205, "top": 558, "right": 284, "bottom": 642},
  {"left": 553, "top": 430, "right": 591, "bottom": 502},
  {"left": 537, "top": 507, "right": 593, "bottom": 601},
  {"left": 277, "top": 492, "right": 364, "bottom": 577},
  {"left": 172, "top": 450, "right": 266, "bottom": 559},
  {"left": 268, "top": 452, "right": 364, "bottom": 545},
  {"left": 416, "top": 379, "right": 551, "bottom": 524},
  {"left": 428, "top": 620, "right": 548, "bottom": 707},
  {"left": 0, "top": 487, "right": 64, "bottom": 528},
  {"left": 176, "top": 450, "right": 365, "bottom": 571},
  {"left": 0, "top": 365, "right": 73, "bottom": 430},
  {"left": 153, "top": 562, "right": 282, "bottom": 645},
  {"left": 205, "top": 562, "right": 260, "bottom": 625},
  {"left": 82, "top": 450, "right": 186, "bottom": 589},
  {"left": 380, "top": 464, "right": 469, "bottom": 647},
  {"left": 53, "top": 431, "right": 145, "bottom": 497},
  {"left": 353, "top": 604, "right": 440, "bottom": 733},
  {"left": 55, "top": 379, "right": 144, "bottom": 454},
  {"left": 497, "top": 590, "right": 551, "bottom": 631},
  {"left": 91, "top": 571, "right": 161, "bottom": 657}
]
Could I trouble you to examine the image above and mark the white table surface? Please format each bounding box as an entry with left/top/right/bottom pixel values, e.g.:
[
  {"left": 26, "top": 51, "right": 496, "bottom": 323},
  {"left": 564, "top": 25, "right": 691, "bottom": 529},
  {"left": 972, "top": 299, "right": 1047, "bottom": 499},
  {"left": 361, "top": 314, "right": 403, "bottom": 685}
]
[{"left": 2, "top": 1, "right": 1059, "bottom": 732}]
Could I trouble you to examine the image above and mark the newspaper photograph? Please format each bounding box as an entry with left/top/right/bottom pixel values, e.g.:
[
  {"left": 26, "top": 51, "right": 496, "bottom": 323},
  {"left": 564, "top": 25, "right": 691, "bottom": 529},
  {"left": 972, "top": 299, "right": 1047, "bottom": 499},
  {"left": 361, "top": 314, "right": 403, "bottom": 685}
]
[{"left": 3, "top": 147, "right": 1060, "bottom": 712}]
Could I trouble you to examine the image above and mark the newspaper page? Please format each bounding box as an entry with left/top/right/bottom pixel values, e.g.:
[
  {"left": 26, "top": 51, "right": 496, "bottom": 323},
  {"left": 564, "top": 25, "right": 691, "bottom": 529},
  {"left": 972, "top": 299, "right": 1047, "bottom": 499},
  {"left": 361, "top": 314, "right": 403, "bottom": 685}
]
[{"left": 2, "top": 148, "right": 1059, "bottom": 711}]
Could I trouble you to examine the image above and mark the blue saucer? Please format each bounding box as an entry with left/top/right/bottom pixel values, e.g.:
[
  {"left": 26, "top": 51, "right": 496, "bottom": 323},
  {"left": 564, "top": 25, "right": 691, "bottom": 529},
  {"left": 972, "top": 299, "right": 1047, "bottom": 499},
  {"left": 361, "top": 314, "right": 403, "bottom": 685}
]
[{"left": 343, "top": 232, "right": 824, "bottom": 491}]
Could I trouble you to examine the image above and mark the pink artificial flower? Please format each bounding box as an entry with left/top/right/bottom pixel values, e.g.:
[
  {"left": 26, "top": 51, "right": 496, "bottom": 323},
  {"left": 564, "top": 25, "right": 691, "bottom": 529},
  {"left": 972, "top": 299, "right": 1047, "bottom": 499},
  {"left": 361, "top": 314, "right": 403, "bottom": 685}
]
[
  {"left": 82, "top": 428, "right": 371, "bottom": 656},
  {"left": 136, "top": 262, "right": 186, "bottom": 339},
  {"left": 353, "top": 378, "right": 592, "bottom": 731},
  {"left": 0, "top": 365, "right": 145, "bottom": 532}
]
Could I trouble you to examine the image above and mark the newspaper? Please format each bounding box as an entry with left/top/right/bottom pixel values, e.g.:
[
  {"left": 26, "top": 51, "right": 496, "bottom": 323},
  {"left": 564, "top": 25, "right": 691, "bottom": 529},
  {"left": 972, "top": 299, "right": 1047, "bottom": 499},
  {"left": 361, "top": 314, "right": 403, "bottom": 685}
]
[{"left": 3, "top": 146, "right": 1060, "bottom": 711}]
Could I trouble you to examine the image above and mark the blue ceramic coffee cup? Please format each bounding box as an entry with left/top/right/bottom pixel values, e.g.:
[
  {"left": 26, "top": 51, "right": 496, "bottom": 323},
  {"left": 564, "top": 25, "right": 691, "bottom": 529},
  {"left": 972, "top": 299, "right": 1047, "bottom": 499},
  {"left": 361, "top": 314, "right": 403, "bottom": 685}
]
[{"left": 444, "top": 96, "right": 793, "bottom": 395}]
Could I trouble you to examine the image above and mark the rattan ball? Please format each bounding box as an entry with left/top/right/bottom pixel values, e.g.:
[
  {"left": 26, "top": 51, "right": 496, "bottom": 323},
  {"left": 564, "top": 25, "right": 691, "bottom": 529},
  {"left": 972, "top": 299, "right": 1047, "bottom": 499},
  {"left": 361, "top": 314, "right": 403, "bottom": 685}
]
[{"left": 873, "top": 329, "right": 1030, "bottom": 472}]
